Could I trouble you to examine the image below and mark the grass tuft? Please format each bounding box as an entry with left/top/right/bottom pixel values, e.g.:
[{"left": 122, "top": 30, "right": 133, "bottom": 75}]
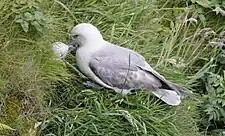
[{"left": 1, "top": 0, "right": 222, "bottom": 135}]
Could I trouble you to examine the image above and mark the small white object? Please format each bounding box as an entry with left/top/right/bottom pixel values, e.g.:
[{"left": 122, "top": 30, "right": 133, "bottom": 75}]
[
  {"left": 52, "top": 42, "right": 70, "bottom": 60},
  {"left": 34, "top": 122, "right": 42, "bottom": 129}
]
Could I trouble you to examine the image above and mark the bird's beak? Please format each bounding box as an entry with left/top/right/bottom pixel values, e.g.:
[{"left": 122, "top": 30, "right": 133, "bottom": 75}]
[
  {"left": 68, "top": 45, "right": 75, "bottom": 51},
  {"left": 68, "top": 39, "right": 79, "bottom": 51}
]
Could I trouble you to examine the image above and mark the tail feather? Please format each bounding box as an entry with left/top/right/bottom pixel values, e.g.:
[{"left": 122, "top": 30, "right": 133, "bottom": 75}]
[
  {"left": 138, "top": 65, "right": 192, "bottom": 105},
  {"left": 151, "top": 82, "right": 192, "bottom": 105},
  {"left": 151, "top": 83, "right": 192, "bottom": 106},
  {"left": 152, "top": 89, "right": 181, "bottom": 106},
  {"left": 167, "top": 82, "right": 193, "bottom": 98}
]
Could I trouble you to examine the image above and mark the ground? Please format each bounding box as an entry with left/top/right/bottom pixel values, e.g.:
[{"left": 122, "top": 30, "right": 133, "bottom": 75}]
[{"left": 0, "top": 0, "right": 225, "bottom": 136}]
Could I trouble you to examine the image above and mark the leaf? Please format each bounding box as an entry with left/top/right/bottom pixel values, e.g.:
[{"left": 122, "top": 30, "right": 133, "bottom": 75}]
[
  {"left": 198, "top": 14, "right": 206, "bottom": 27},
  {"left": 219, "top": 108, "right": 225, "bottom": 118},
  {"left": 15, "top": 19, "right": 23, "bottom": 23},
  {"left": 213, "top": 81, "right": 220, "bottom": 87},
  {"left": 197, "top": 7, "right": 204, "bottom": 14},
  {"left": 0, "top": 123, "right": 15, "bottom": 131},
  {"left": 217, "top": 98, "right": 222, "bottom": 104},
  {"left": 208, "top": 113, "right": 214, "bottom": 121},
  {"left": 34, "top": 10, "right": 47, "bottom": 26},
  {"left": 222, "top": 101, "right": 225, "bottom": 107},
  {"left": 31, "top": 21, "right": 42, "bottom": 32},
  {"left": 196, "top": 0, "right": 211, "bottom": 8},
  {"left": 216, "top": 87, "right": 224, "bottom": 93},
  {"left": 37, "top": 18, "right": 46, "bottom": 26},
  {"left": 23, "top": 12, "right": 33, "bottom": 21},
  {"left": 34, "top": 11, "right": 43, "bottom": 21},
  {"left": 20, "top": 21, "right": 29, "bottom": 32}
]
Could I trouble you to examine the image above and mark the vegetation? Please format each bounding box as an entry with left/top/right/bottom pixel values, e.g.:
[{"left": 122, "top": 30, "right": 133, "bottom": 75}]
[{"left": 0, "top": 0, "right": 224, "bottom": 135}]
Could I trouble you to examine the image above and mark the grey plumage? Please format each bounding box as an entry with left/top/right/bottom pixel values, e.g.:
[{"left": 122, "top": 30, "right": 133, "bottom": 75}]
[
  {"left": 89, "top": 44, "right": 180, "bottom": 94},
  {"left": 69, "top": 23, "right": 192, "bottom": 106}
]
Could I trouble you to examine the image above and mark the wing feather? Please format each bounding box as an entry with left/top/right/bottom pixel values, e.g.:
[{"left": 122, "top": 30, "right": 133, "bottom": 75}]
[
  {"left": 89, "top": 45, "right": 166, "bottom": 90},
  {"left": 87, "top": 44, "right": 184, "bottom": 105}
]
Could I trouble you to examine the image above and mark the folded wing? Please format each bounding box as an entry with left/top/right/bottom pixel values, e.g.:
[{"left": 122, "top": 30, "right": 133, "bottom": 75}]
[{"left": 88, "top": 44, "right": 182, "bottom": 105}]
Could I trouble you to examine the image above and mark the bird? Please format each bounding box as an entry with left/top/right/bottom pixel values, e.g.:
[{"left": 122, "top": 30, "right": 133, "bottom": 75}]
[
  {"left": 52, "top": 42, "right": 74, "bottom": 60},
  {"left": 68, "top": 23, "right": 192, "bottom": 106}
]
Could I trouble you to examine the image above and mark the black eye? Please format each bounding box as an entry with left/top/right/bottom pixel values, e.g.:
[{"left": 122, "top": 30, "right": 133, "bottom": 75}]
[{"left": 73, "top": 35, "right": 78, "bottom": 38}]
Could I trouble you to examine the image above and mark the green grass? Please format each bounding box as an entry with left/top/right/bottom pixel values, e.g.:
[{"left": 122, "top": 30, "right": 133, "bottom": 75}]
[
  {"left": 0, "top": 0, "right": 223, "bottom": 135},
  {"left": 39, "top": 74, "right": 202, "bottom": 136}
]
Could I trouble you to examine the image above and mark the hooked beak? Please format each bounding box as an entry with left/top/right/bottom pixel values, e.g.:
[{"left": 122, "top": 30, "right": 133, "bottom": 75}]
[
  {"left": 68, "top": 39, "right": 79, "bottom": 51},
  {"left": 68, "top": 45, "right": 75, "bottom": 51}
]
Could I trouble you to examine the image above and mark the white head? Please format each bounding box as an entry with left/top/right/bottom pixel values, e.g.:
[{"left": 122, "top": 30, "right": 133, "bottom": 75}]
[{"left": 69, "top": 23, "right": 104, "bottom": 48}]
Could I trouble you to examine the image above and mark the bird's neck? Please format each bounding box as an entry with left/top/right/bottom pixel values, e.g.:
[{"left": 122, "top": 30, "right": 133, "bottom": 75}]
[{"left": 78, "top": 39, "right": 106, "bottom": 55}]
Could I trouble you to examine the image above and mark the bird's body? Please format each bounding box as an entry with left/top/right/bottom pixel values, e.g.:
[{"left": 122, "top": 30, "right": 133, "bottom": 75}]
[
  {"left": 69, "top": 23, "right": 191, "bottom": 106},
  {"left": 75, "top": 40, "right": 110, "bottom": 89}
]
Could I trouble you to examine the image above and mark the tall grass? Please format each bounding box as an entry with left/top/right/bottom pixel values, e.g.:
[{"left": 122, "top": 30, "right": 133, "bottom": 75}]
[
  {"left": 0, "top": 0, "right": 220, "bottom": 135},
  {"left": 41, "top": 77, "right": 201, "bottom": 136}
]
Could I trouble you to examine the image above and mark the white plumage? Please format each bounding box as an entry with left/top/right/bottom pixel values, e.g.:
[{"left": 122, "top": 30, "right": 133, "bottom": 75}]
[{"left": 68, "top": 23, "right": 192, "bottom": 106}]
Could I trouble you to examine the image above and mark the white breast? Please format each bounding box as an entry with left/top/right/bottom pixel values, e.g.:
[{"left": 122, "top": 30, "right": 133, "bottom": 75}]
[
  {"left": 76, "top": 47, "right": 91, "bottom": 76},
  {"left": 75, "top": 45, "right": 113, "bottom": 89}
]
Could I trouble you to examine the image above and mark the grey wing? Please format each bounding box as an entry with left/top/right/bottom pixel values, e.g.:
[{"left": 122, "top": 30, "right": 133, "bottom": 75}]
[{"left": 89, "top": 45, "right": 170, "bottom": 90}]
